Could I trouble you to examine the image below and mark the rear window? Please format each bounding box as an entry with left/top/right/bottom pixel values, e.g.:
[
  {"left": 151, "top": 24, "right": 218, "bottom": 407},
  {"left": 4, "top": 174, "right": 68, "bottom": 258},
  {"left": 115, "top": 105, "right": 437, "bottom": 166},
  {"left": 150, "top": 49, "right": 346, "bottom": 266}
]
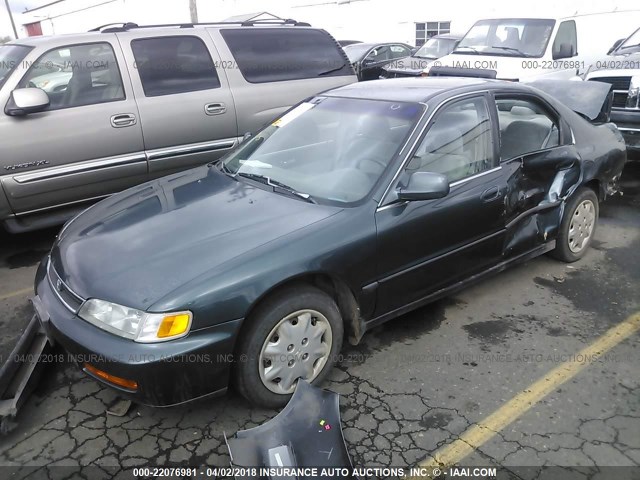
[
  {"left": 220, "top": 28, "right": 352, "bottom": 83},
  {"left": 131, "top": 36, "right": 220, "bottom": 97}
]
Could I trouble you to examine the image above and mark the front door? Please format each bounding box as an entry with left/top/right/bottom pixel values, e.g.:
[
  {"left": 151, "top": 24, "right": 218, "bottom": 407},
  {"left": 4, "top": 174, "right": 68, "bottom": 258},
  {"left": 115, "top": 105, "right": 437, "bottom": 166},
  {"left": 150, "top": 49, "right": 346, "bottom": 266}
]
[
  {"left": 374, "top": 94, "right": 506, "bottom": 315},
  {"left": 0, "top": 37, "right": 146, "bottom": 215}
]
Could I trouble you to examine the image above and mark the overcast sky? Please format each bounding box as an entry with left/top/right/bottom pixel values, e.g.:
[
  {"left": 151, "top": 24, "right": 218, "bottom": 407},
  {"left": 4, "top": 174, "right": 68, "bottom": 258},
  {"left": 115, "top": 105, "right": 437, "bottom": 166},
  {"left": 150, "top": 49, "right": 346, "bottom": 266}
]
[{"left": 1, "top": 0, "right": 42, "bottom": 38}]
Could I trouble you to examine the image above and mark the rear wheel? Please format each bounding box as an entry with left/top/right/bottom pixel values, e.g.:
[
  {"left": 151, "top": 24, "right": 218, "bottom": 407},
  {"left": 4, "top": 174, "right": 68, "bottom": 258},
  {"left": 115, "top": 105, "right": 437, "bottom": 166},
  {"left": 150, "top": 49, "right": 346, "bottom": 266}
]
[
  {"left": 552, "top": 187, "right": 599, "bottom": 263},
  {"left": 233, "top": 285, "right": 343, "bottom": 407}
]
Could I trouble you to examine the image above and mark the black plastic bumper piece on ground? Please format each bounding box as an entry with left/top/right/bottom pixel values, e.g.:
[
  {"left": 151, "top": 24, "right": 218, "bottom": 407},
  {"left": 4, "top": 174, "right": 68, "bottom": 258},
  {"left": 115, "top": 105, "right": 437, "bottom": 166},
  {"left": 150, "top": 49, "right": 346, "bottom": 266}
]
[
  {"left": 0, "top": 313, "right": 51, "bottom": 434},
  {"left": 226, "top": 380, "right": 355, "bottom": 480}
]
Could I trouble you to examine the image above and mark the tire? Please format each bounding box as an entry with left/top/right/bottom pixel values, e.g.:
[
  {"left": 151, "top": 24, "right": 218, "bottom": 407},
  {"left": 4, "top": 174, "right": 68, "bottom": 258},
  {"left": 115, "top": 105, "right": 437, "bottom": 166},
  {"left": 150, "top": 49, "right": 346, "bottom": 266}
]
[
  {"left": 233, "top": 284, "right": 343, "bottom": 408},
  {"left": 551, "top": 187, "right": 599, "bottom": 263}
]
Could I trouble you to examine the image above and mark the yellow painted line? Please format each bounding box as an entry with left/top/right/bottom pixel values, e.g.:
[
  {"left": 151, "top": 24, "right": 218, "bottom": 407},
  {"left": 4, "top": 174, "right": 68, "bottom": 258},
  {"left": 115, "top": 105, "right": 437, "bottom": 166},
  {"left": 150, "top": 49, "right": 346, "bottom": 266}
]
[
  {"left": 409, "top": 311, "right": 640, "bottom": 479},
  {"left": 0, "top": 286, "right": 32, "bottom": 301}
]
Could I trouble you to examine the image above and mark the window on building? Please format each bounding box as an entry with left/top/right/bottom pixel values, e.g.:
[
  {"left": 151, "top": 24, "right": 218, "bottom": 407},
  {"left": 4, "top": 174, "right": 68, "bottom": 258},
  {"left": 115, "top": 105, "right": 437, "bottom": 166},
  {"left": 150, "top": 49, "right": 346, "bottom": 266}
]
[
  {"left": 131, "top": 36, "right": 221, "bottom": 97},
  {"left": 415, "top": 21, "right": 451, "bottom": 47}
]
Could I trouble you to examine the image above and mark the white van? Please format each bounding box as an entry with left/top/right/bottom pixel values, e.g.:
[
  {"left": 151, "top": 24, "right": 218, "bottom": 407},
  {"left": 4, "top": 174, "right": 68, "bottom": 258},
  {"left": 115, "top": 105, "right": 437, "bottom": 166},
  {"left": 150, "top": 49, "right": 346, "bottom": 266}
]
[{"left": 428, "top": 12, "right": 640, "bottom": 81}]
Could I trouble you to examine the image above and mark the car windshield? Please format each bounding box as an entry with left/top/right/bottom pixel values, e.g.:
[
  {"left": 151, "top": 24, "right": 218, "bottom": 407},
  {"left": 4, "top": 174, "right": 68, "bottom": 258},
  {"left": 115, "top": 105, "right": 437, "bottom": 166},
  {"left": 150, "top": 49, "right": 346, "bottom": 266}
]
[
  {"left": 0, "top": 44, "right": 31, "bottom": 88},
  {"left": 343, "top": 44, "right": 372, "bottom": 62},
  {"left": 414, "top": 37, "right": 458, "bottom": 59},
  {"left": 456, "top": 18, "right": 555, "bottom": 58},
  {"left": 219, "top": 97, "right": 424, "bottom": 205},
  {"left": 618, "top": 27, "right": 640, "bottom": 52}
]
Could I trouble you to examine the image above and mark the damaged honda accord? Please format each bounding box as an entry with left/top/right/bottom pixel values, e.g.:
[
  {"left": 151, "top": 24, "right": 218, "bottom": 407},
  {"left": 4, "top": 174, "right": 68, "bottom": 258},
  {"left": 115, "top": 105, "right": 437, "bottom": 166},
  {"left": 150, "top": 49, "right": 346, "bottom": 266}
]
[{"left": 33, "top": 77, "right": 626, "bottom": 408}]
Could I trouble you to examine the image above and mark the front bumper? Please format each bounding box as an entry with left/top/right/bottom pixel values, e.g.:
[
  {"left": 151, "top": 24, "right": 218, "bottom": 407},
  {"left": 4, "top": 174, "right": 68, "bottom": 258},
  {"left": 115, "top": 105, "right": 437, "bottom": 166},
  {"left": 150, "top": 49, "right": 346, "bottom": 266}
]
[
  {"left": 611, "top": 110, "right": 640, "bottom": 160},
  {"left": 34, "top": 260, "right": 243, "bottom": 406}
]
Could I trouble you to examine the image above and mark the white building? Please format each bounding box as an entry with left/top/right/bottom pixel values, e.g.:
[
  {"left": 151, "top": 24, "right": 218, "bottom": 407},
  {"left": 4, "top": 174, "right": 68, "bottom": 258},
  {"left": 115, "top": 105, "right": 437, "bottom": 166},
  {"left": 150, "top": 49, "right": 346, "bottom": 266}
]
[{"left": 12, "top": 0, "right": 640, "bottom": 52}]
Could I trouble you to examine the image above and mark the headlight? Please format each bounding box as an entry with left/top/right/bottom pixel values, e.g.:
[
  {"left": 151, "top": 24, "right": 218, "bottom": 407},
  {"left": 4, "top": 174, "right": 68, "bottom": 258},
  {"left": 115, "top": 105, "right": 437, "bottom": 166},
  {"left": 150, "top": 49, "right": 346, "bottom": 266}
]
[
  {"left": 78, "top": 299, "right": 192, "bottom": 343},
  {"left": 627, "top": 75, "right": 640, "bottom": 109},
  {"left": 36, "top": 80, "right": 50, "bottom": 88}
]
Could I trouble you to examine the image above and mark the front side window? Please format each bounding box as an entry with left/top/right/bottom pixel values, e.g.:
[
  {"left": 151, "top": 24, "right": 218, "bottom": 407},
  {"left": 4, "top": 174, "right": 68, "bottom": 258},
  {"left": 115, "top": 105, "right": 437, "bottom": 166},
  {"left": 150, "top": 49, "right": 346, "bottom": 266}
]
[
  {"left": 0, "top": 44, "right": 32, "bottom": 88},
  {"left": 457, "top": 18, "right": 555, "bottom": 58},
  {"left": 221, "top": 28, "right": 352, "bottom": 83},
  {"left": 407, "top": 97, "right": 494, "bottom": 183},
  {"left": 131, "top": 36, "right": 220, "bottom": 97},
  {"left": 219, "top": 97, "right": 424, "bottom": 205},
  {"left": 495, "top": 97, "right": 559, "bottom": 161},
  {"left": 390, "top": 45, "right": 411, "bottom": 59},
  {"left": 20, "top": 42, "right": 124, "bottom": 109}
]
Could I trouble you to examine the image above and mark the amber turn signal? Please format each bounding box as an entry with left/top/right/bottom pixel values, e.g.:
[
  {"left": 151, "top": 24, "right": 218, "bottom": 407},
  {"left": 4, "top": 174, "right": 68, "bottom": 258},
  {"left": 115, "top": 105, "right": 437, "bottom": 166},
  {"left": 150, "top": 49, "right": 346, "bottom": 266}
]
[
  {"left": 156, "top": 313, "right": 191, "bottom": 338},
  {"left": 84, "top": 363, "right": 138, "bottom": 391}
]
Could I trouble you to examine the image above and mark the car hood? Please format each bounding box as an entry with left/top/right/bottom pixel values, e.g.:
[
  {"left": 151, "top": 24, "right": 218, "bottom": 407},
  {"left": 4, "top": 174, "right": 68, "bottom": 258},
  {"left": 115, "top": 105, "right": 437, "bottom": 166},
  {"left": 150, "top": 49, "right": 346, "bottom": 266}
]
[
  {"left": 433, "top": 53, "right": 570, "bottom": 80},
  {"left": 50, "top": 166, "right": 340, "bottom": 311}
]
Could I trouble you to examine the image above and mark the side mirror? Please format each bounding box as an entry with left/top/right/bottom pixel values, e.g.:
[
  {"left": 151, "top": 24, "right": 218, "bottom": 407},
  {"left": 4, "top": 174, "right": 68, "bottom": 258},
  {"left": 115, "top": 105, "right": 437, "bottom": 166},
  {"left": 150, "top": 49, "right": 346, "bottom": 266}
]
[
  {"left": 607, "top": 38, "right": 624, "bottom": 55},
  {"left": 397, "top": 171, "right": 450, "bottom": 201},
  {"left": 553, "top": 43, "right": 575, "bottom": 60},
  {"left": 5, "top": 88, "right": 50, "bottom": 116},
  {"left": 521, "top": 145, "right": 579, "bottom": 173}
]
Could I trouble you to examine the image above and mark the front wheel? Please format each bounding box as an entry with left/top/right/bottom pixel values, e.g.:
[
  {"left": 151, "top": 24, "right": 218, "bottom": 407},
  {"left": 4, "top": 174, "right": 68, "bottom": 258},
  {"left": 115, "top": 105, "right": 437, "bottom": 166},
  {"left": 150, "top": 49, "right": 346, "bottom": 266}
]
[
  {"left": 552, "top": 187, "right": 599, "bottom": 263},
  {"left": 233, "top": 285, "right": 343, "bottom": 407}
]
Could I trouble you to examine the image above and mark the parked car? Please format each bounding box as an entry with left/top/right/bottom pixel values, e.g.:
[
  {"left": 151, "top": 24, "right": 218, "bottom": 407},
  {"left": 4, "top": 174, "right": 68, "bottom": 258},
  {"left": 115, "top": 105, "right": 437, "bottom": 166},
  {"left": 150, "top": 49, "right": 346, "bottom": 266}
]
[
  {"left": 381, "top": 34, "right": 461, "bottom": 78},
  {"left": 33, "top": 77, "right": 626, "bottom": 408},
  {"left": 343, "top": 42, "right": 412, "bottom": 80},
  {"left": 427, "top": 13, "right": 640, "bottom": 80},
  {"left": 586, "top": 26, "right": 640, "bottom": 161},
  {"left": 0, "top": 21, "right": 356, "bottom": 233}
]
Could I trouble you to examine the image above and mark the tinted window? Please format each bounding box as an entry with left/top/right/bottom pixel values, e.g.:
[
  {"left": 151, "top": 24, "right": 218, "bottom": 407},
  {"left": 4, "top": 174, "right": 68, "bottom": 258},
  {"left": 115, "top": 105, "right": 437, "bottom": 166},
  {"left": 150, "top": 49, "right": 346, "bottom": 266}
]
[
  {"left": 221, "top": 28, "right": 352, "bottom": 83},
  {"left": 131, "top": 36, "right": 220, "bottom": 97},
  {"left": 20, "top": 42, "right": 124, "bottom": 109},
  {"left": 552, "top": 20, "right": 577, "bottom": 58},
  {"left": 390, "top": 45, "right": 411, "bottom": 59},
  {"left": 407, "top": 97, "right": 494, "bottom": 183},
  {"left": 495, "top": 98, "right": 559, "bottom": 160}
]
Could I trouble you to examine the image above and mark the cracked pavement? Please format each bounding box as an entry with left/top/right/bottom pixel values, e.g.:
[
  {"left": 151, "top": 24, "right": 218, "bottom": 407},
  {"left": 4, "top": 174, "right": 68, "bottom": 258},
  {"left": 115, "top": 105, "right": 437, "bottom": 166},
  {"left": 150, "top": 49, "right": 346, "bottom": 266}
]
[{"left": 0, "top": 165, "right": 639, "bottom": 478}]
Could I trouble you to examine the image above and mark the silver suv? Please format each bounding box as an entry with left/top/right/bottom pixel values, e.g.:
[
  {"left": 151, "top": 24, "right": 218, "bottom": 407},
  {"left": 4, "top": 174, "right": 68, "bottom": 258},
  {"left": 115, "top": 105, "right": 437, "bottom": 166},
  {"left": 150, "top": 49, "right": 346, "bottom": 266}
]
[{"left": 0, "top": 21, "right": 356, "bottom": 232}]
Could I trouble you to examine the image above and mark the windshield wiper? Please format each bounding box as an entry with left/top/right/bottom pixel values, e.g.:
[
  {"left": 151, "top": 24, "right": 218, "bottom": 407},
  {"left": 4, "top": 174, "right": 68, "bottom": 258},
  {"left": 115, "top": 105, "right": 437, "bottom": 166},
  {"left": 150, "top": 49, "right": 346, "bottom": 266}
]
[
  {"left": 236, "top": 173, "right": 317, "bottom": 203},
  {"left": 489, "top": 46, "right": 533, "bottom": 57}
]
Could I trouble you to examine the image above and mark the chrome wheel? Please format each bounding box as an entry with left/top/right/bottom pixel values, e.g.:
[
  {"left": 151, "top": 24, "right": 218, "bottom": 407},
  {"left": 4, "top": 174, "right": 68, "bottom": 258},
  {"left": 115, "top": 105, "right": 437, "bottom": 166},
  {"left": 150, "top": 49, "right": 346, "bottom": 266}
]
[
  {"left": 568, "top": 199, "right": 596, "bottom": 253},
  {"left": 258, "top": 309, "right": 332, "bottom": 395}
]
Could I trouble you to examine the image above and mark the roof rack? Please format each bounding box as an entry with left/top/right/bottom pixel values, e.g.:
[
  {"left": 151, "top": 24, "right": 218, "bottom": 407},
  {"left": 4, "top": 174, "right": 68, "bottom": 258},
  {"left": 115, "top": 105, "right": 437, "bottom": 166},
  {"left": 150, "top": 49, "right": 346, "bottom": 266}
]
[{"left": 88, "top": 18, "right": 311, "bottom": 33}]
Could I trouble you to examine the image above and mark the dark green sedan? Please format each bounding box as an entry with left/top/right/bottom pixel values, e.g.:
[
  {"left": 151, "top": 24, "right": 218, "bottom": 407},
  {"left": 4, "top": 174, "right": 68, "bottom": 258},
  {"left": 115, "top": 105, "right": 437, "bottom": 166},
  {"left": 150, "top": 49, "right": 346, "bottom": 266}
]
[{"left": 34, "top": 77, "right": 626, "bottom": 407}]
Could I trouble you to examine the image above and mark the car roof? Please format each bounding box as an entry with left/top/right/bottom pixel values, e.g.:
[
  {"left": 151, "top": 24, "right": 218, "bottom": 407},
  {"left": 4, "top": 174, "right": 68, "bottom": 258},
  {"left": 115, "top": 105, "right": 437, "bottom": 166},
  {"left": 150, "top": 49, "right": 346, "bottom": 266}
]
[
  {"left": 322, "top": 77, "right": 510, "bottom": 103},
  {"left": 8, "top": 23, "right": 320, "bottom": 47}
]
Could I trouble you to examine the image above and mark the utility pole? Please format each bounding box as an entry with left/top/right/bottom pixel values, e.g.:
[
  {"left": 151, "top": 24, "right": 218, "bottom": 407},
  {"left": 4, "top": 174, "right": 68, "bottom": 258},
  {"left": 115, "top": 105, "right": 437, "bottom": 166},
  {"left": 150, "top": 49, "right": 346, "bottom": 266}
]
[
  {"left": 189, "top": 0, "right": 198, "bottom": 23},
  {"left": 3, "top": 0, "right": 18, "bottom": 38}
]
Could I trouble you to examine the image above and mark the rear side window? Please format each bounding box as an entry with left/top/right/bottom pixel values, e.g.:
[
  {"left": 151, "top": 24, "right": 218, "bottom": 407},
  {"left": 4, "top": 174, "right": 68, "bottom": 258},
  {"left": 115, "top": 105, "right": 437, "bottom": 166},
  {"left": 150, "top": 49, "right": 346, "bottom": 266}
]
[
  {"left": 131, "top": 36, "right": 220, "bottom": 97},
  {"left": 220, "top": 28, "right": 352, "bottom": 83}
]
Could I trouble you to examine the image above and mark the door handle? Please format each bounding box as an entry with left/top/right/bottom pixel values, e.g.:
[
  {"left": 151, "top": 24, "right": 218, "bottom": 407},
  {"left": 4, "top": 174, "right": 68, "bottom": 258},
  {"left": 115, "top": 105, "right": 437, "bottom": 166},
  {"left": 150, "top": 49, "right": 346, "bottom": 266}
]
[
  {"left": 110, "top": 113, "right": 137, "bottom": 128},
  {"left": 205, "top": 103, "right": 226, "bottom": 116},
  {"left": 481, "top": 186, "right": 501, "bottom": 202}
]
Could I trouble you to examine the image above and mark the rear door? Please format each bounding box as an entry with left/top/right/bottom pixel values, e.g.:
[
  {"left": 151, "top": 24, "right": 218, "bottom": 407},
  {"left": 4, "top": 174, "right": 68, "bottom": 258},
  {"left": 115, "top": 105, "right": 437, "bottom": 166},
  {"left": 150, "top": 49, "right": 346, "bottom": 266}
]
[
  {"left": 0, "top": 37, "right": 146, "bottom": 214},
  {"left": 117, "top": 31, "right": 239, "bottom": 178}
]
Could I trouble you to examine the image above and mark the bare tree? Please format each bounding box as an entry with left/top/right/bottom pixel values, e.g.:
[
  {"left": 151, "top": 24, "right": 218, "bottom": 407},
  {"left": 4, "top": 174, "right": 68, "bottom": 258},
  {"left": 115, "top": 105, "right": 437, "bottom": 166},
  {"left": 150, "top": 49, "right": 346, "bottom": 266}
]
[
  {"left": 189, "top": 0, "right": 198, "bottom": 23},
  {"left": 0, "top": 36, "right": 11, "bottom": 44}
]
